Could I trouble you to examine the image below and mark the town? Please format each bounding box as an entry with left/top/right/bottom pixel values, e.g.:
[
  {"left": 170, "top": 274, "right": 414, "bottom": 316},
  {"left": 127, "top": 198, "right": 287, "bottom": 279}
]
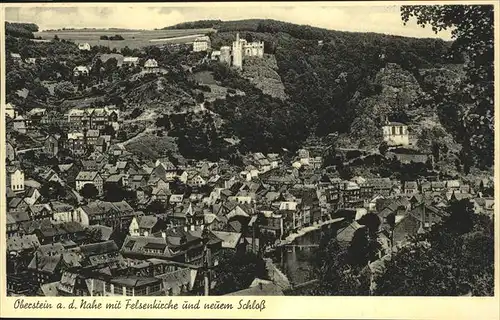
[{"left": 4, "top": 6, "right": 495, "bottom": 299}]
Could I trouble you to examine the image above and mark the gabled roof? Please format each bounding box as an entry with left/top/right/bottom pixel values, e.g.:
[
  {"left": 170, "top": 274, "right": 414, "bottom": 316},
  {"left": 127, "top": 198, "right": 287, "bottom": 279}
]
[
  {"left": 7, "top": 234, "right": 40, "bottom": 252},
  {"left": 211, "top": 231, "right": 242, "bottom": 249},
  {"left": 76, "top": 171, "right": 100, "bottom": 181},
  {"left": 137, "top": 215, "right": 159, "bottom": 229}
]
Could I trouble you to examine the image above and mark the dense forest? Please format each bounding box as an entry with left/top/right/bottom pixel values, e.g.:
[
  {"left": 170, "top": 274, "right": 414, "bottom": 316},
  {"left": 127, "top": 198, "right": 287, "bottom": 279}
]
[
  {"left": 5, "top": 11, "right": 493, "bottom": 172},
  {"left": 168, "top": 17, "right": 493, "bottom": 173}
]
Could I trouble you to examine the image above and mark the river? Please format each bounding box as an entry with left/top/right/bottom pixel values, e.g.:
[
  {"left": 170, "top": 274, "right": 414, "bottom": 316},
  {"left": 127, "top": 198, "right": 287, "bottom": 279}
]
[{"left": 269, "top": 225, "right": 331, "bottom": 286}]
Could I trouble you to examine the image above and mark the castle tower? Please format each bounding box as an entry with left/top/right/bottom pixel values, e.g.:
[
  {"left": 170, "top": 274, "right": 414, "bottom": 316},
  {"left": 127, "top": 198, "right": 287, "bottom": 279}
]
[
  {"left": 220, "top": 46, "right": 231, "bottom": 65},
  {"left": 232, "top": 32, "right": 243, "bottom": 70}
]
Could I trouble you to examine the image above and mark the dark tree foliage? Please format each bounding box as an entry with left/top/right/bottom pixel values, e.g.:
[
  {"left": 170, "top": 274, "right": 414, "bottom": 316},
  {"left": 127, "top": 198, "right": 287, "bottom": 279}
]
[
  {"left": 83, "top": 228, "right": 103, "bottom": 244},
  {"left": 5, "top": 22, "right": 38, "bottom": 39},
  {"left": 39, "top": 180, "right": 66, "bottom": 201},
  {"left": 164, "top": 20, "right": 222, "bottom": 29},
  {"left": 401, "top": 5, "right": 494, "bottom": 170},
  {"left": 375, "top": 199, "right": 494, "bottom": 296},
  {"left": 80, "top": 183, "right": 99, "bottom": 199},
  {"left": 213, "top": 251, "right": 268, "bottom": 295}
]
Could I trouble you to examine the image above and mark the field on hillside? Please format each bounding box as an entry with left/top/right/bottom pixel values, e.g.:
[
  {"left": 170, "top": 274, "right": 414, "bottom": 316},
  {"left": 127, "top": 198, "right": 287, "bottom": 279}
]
[{"left": 34, "top": 28, "right": 214, "bottom": 49}]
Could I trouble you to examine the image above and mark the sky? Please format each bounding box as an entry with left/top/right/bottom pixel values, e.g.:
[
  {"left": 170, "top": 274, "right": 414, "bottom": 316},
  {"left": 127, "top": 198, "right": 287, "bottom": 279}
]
[{"left": 5, "top": 4, "right": 454, "bottom": 40}]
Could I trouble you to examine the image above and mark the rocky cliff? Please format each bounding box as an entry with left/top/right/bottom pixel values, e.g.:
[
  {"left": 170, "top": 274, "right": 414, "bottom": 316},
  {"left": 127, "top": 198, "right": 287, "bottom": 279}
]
[{"left": 242, "top": 54, "right": 288, "bottom": 100}]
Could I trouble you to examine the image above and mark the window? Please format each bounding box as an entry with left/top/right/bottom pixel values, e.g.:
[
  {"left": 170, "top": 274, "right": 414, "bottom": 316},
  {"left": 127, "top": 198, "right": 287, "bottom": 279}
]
[
  {"left": 149, "top": 284, "right": 161, "bottom": 294},
  {"left": 135, "top": 287, "right": 147, "bottom": 296},
  {"left": 113, "top": 285, "right": 122, "bottom": 295},
  {"left": 125, "top": 287, "right": 133, "bottom": 296}
]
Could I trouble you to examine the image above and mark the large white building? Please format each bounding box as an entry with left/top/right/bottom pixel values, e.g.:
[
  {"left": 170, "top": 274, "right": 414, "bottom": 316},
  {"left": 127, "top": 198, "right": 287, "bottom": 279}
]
[
  {"left": 7, "top": 167, "right": 24, "bottom": 193},
  {"left": 192, "top": 36, "right": 211, "bottom": 52},
  {"left": 382, "top": 122, "right": 409, "bottom": 146},
  {"left": 78, "top": 43, "right": 91, "bottom": 51}
]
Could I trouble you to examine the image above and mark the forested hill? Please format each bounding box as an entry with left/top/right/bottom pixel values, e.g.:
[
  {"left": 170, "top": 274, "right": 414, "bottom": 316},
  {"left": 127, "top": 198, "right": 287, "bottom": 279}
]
[{"left": 186, "top": 19, "right": 463, "bottom": 149}]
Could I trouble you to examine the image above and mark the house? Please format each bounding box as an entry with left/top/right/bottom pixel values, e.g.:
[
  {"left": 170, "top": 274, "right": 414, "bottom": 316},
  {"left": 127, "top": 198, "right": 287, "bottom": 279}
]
[
  {"left": 192, "top": 36, "right": 211, "bottom": 52},
  {"left": 10, "top": 52, "right": 22, "bottom": 61},
  {"left": 73, "top": 200, "right": 135, "bottom": 229},
  {"left": 129, "top": 215, "right": 164, "bottom": 237},
  {"left": 75, "top": 171, "right": 104, "bottom": 195},
  {"left": 155, "top": 267, "right": 199, "bottom": 296},
  {"left": 24, "top": 187, "right": 42, "bottom": 206},
  {"left": 186, "top": 171, "right": 206, "bottom": 188},
  {"left": 211, "top": 50, "right": 221, "bottom": 60},
  {"left": 471, "top": 197, "right": 494, "bottom": 216},
  {"left": 44, "top": 134, "right": 60, "bottom": 157},
  {"left": 51, "top": 202, "right": 75, "bottom": 223},
  {"left": 403, "top": 181, "right": 418, "bottom": 195},
  {"left": 366, "top": 178, "right": 392, "bottom": 197},
  {"left": 73, "top": 66, "right": 90, "bottom": 77},
  {"left": 211, "top": 231, "right": 245, "bottom": 252},
  {"left": 12, "top": 115, "right": 27, "bottom": 134},
  {"left": 431, "top": 181, "right": 446, "bottom": 192},
  {"left": 28, "top": 204, "right": 52, "bottom": 220},
  {"left": 123, "top": 56, "right": 140, "bottom": 67},
  {"left": 7, "top": 211, "right": 31, "bottom": 237},
  {"left": 392, "top": 204, "right": 445, "bottom": 246},
  {"left": 144, "top": 59, "right": 159, "bottom": 72},
  {"left": 66, "top": 132, "right": 86, "bottom": 155},
  {"left": 102, "top": 276, "right": 164, "bottom": 296},
  {"left": 5, "top": 103, "right": 17, "bottom": 118},
  {"left": 78, "top": 43, "right": 91, "bottom": 51},
  {"left": 6, "top": 141, "right": 16, "bottom": 162},
  {"left": 27, "top": 243, "right": 66, "bottom": 285},
  {"left": 7, "top": 166, "right": 25, "bottom": 193},
  {"left": 382, "top": 122, "right": 409, "bottom": 146},
  {"left": 337, "top": 220, "right": 365, "bottom": 245},
  {"left": 121, "top": 228, "right": 221, "bottom": 266}
]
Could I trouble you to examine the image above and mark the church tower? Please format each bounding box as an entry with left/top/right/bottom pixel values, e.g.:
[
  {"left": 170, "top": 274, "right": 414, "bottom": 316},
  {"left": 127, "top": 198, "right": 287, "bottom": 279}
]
[{"left": 232, "top": 32, "right": 243, "bottom": 70}]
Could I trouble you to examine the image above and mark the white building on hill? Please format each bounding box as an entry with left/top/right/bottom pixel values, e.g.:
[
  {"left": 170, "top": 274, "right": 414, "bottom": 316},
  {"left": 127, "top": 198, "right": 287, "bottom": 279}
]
[
  {"left": 78, "top": 43, "right": 91, "bottom": 51},
  {"left": 382, "top": 122, "right": 409, "bottom": 146},
  {"left": 193, "top": 36, "right": 211, "bottom": 52},
  {"left": 231, "top": 33, "right": 264, "bottom": 70}
]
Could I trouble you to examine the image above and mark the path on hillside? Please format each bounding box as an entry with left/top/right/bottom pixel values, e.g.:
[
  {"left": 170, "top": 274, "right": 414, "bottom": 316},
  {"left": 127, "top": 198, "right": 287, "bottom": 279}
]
[
  {"left": 117, "top": 127, "right": 156, "bottom": 147},
  {"left": 16, "top": 147, "right": 44, "bottom": 154}
]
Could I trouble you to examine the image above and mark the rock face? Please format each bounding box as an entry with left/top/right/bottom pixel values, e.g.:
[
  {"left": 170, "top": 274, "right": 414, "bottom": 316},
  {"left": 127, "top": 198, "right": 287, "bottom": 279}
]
[
  {"left": 370, "top": 62, "right": 423, "bottom": 118},
  {"left": 343, "top": 63, "right": 422, "bottom": 148},
  {"left": 242, "top": 54, "right": 288, "bottom": 100}
]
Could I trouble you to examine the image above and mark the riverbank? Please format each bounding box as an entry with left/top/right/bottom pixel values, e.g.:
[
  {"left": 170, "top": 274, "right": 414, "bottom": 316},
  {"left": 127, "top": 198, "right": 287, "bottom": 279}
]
[{"left": 274, "top": 217, "right": 345, "bottom": 249}]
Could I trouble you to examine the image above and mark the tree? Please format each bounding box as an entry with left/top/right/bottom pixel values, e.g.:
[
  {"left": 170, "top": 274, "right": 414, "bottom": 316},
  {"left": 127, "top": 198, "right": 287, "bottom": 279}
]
[
  {"left": 401, "top": 5, "right": 494, "bottom": 170},
  {"left": 375, "top": 199, "right": 494, "bottom": 296},
  {"left": 213, "top": 251, "right": 268, "bottom": 295},
  {"left": 54, "top": 81, "right": 75, "bottom": 99},
  {"left": 80, "top": 183, "right": 99, "bottom": 199},
  {"left": 104, "top": 183, "right": 136, "bottom": 202},
  {"left": 101, "top": 124, "right": 116, "bottom": 138},
  {"left": 378, "top": 141, "right": 388, "bottom": 155},
  {"left": 83, "top": 227, "right": 103, "bottom": 244},
  {"left": 39, "top": 180, "right": 65, "bottom": 201},
  {"left": 145, "top": 199, "right": 165, "bottom": 215}
]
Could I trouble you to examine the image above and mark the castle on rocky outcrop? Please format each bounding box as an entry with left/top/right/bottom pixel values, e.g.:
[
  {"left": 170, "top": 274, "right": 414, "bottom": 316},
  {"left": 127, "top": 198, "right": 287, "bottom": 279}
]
[{"left": 216, "top": 33, "right": 264, "bottom": 70}]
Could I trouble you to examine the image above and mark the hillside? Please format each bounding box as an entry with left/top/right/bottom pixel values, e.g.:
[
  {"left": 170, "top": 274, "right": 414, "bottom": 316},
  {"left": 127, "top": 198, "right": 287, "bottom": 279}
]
[
  {"left": 241, "top": 54, "right": 287, "bottom": 100},
  {"left": 5, "top": 18, "right": 491, "bottom": 173}
]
